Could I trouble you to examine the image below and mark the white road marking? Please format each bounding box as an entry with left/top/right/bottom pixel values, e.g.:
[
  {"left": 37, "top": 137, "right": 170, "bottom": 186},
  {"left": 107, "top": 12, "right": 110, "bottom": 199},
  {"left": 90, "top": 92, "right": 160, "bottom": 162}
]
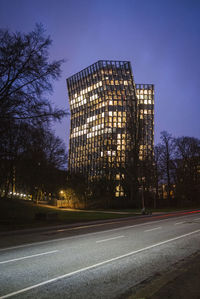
[
  {"left": 0, "top": 221, "right": 167, "bottom": 252},
  {"left": 57, "top": 223, "right": 111, "bottom": 232},
  {"left": 96, "top": 235, "right": 124, "bottom": 243},
  {"left": 175, "top": 222, "right": 184, "bottom": 225},
  {"left": 0, "top": 212, "right": 199, "bottom": 252},
  {"left": 1, "top": 229, "right": 200, "bottom": 298},
  {"left": 0, "top": 250, "right": 58, "bottom": 265},
  {"left": 144, "top": 227, "right": 161, "bottom": 232}
]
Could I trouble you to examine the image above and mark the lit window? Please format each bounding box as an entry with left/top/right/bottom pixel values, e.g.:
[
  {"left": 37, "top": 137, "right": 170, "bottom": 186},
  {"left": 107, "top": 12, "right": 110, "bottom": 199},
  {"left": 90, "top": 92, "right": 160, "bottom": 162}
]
[{"left": 116, "top": 174, "right": 120, "bottom": 180}]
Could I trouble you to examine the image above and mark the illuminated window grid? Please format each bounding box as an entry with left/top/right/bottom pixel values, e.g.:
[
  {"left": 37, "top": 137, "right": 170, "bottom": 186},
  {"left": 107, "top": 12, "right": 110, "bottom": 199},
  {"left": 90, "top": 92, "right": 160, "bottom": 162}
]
[
  {"left": 136, "top": 84, "right": 154, "bottom": 161},
  {"left": 67, "top": 61, "right": 154, "bottom": 198},
  {"left": 68, "top": 61, "right": 131, "bottom": 176}
]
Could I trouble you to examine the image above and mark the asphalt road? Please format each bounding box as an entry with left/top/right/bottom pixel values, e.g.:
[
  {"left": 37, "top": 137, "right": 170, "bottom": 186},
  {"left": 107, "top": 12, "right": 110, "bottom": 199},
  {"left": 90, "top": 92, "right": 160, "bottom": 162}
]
[{"left": 0, "top": 210, "right": 200, "bottom": 298}]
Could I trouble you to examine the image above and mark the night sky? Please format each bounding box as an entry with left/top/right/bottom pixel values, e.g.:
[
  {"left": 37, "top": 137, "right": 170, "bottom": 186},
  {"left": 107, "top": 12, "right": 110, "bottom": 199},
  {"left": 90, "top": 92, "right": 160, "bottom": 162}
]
[{"left": 1, "top": 0, "right": 200, "bottom": 149}]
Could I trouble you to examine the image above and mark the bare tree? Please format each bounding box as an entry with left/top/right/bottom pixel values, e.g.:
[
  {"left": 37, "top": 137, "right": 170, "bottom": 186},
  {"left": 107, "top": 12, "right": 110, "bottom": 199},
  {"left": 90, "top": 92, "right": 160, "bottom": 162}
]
[
  {"left": 0, "top": 25, "right": 68, "bottom": 198},
  {"left": 13, "top": 125, "right": 67, "bottom": 200},
  {"left": 153, "top": 144, "right": 163, "bottom": 207},
  {"left": 158, "top": 131, "right": 175, "bottom": 201},
  {"left": 0, "top": 24, "right": 66, "bottom": 125},
  {"left": 174, "top": 136, "right": 200, "bottom": 204},
  {"left": 123, "top": 86, "right": 141, "bottom": 206}
]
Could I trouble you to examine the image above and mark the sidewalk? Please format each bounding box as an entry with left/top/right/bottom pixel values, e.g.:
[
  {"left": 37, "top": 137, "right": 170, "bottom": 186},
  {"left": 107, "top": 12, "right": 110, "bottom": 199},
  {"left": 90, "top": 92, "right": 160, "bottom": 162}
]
[{"left": 128, "top": 251, "right": 200, "bottom": 299}]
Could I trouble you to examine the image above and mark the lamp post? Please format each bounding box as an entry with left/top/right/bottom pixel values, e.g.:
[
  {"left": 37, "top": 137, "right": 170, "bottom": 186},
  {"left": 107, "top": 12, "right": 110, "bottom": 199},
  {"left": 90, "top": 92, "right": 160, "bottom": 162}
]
[{"left": 60, "top": 190, "right": 64, "bottom": 208}]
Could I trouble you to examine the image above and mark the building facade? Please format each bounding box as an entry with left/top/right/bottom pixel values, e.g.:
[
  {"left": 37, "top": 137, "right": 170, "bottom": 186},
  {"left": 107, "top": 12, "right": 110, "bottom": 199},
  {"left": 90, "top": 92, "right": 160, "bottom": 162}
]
[
  {"left": 136, "top": 84, "right": 154, "bottom": 161},
  {"left": 67, "top": 60, "right": 154, "bottom": 198}
]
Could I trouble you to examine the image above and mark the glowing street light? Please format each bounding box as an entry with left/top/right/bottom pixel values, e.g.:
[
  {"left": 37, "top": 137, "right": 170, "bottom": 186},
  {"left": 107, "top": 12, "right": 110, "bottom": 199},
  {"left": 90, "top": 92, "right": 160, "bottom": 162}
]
[{"left": 59, "top": 190, "right": 64, "bottom": 208}]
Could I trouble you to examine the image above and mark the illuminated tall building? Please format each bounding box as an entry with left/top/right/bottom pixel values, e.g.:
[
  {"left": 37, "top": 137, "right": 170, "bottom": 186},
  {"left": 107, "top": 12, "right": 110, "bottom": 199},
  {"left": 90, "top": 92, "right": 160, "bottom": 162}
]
[{"left": 67, "top": 60, "right": 154, "bottom": 198}]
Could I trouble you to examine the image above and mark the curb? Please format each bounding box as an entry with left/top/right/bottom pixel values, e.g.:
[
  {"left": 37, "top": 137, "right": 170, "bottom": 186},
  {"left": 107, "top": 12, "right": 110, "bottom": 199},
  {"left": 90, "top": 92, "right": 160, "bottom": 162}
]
[{"left": 126, "top": 251, "right": 200, "bottom": 299}]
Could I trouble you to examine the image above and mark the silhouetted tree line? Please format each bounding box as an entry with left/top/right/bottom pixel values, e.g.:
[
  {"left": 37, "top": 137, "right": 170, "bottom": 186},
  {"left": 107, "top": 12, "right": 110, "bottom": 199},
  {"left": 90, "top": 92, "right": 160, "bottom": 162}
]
[
  {"left": 0, "top": 25, "right": 68, "bottom": 200},
  {"left": 65, "top": 131, "right": 200, "bottom": 210},
  {"left": 153, "top": 131, "right": 200, "bottom": 208}
]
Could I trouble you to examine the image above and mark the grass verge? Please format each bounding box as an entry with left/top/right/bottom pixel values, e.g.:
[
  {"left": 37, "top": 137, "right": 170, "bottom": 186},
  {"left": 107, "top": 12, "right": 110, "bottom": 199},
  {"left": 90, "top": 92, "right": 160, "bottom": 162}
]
[{"left": 0, "top": 198, "right": 138, "bottom": 231}]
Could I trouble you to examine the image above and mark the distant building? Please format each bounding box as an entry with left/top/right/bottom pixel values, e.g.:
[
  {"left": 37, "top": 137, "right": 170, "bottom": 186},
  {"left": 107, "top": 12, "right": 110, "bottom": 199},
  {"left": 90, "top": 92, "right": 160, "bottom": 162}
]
[{"left": 66, "top": 60, "right": 154, "bottom": 198}]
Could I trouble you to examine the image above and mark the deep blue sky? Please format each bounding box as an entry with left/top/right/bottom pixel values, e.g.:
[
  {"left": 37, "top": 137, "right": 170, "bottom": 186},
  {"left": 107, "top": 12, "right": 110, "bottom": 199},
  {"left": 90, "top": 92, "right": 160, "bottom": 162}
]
[{"left": 1, "top": 0, "right": 200, "bottom": 149}]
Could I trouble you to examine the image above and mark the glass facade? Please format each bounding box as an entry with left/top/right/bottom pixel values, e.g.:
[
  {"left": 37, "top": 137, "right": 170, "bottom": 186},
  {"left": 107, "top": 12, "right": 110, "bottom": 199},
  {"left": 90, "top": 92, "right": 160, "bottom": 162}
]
[
  {"left": 67, "top": 60, "right": 154, "bottom": 198},
  {"left": 136, "top": 84, "right": 154, "bottom": 161}
]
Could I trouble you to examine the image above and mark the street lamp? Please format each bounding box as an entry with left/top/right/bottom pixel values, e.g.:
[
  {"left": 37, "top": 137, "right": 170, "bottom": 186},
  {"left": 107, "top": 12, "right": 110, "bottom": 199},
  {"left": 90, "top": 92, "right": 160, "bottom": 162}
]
[{"left": 59, "top": 190, "right": 64, "bottom": 208}]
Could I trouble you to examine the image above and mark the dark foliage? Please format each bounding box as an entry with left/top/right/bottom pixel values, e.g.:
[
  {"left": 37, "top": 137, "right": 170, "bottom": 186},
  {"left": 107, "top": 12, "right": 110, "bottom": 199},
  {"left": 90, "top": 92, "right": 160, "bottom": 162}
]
[
  {"left": 0, "top": 25, "right": 68, "bottom": 200},
  {"left": 155, "top": 133, "right": 200, "bottom": 207}
]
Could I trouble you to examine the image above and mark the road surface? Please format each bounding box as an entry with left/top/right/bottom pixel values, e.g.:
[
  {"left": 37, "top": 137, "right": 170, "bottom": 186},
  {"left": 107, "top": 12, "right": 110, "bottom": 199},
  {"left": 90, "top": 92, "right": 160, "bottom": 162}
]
[{"left": 0, "top": 210, "right": 200, "bottom": 298}]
